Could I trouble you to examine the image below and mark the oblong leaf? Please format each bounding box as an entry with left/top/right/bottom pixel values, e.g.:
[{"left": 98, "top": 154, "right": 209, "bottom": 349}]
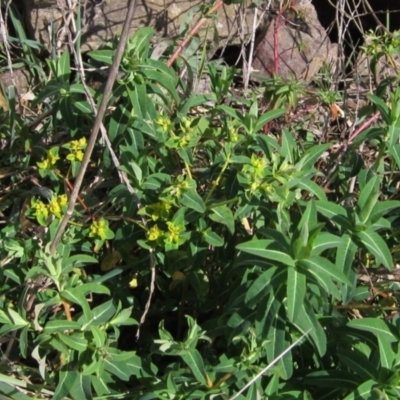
[
  {"left": 296, "top": 143, "right": 330, "bottom": 171},
  {"left": 180, "top": 190, "right": 206, "bottom": 213},
  {"left": 311, "top": 233, "right": 343, "bottom": 255},
  {"left": 255, "top": 108, "right": 286, "bottom": 132},
  {"left": 316, "top": 201, "right": 352, "bottom": 230},
  {"left": 286, "top": 267, "right": 306, "bottom": 323},
  {"left": 181, "top": 349, "right": 207, "bottom": 385},
  {"left": 347, "top": 318, "right": 397, "bottom": 342},
  {"left": 298, "top": 256, "right": 351, "bottom": 285},
  {"left": 209, "top": 205, "right": 235, "bottom": 234},
  {"left": 43, "top": 320, "right": 81, "bottom": 334},
  {"left": 237, "top": 240, "right": 295, "bottom": 267},
  {"left": 355, "top": 230, "right": 392, "bottom": 271},
  {"left": 245, "top": 267, "right": 286, "bottom": 304}
]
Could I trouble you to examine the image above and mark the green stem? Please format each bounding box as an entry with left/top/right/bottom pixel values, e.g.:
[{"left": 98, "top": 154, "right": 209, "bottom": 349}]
[
  {"left": 184, "top": 161, "right": 192, "bottom": 179},
  {"left": 206, "top": 196, "right": 240, "bottom": 210},
  {"left": 205, "top": 158, "right": 230, "bottom": 204}
]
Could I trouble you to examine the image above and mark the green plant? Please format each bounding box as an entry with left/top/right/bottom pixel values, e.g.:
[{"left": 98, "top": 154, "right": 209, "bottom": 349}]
[
  {"left": 2, "top": 6, "right": 400, "bottom": 400},
  {"left": 263, "top": 74, "right": 307, "bottom": 111}
]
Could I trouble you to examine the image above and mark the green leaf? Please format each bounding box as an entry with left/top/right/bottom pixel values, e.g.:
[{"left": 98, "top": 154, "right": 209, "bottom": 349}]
[
  {"left": 43, "top": 320, "right": 81, "bottom": 333},
  {"left": 281, "top": 129, "right": 296, "bottom": 164},
  {"left": 90, "top": 325, "right": 107, "bottom": 348},
  {"left": 59, "top": 96, "right": 76, "bottom": 130},
  {"left": 355, "top": 230, "right": 392, "bottom": 270},
  {"left": 311, "top": 233, "right": 343, "bottom": 255},
  {"left": 209, "top": 205, "right": 235, "bottom": 234},
  {"left": 292, "top": 300, "right": 326, "bottom": 356},
  {"left": 245, "top": 267, "right": 287, "bottom": 305},
  {"left": 181, "top": 349, "right": 207, "bottom": 385},
  {"left": 75, "top": 283, "right": 110, "bottom": 296},
  {"left": 203, "top": 229, "right": 224, "bottom": 247},
  {"left": 389, "top": 144, "right": 400, "bottom": 170},
  {"left": 286, "top": 267, "right": 306, "bottom": 323},
  {"left": 141, "top": 59, "right": 179, "bottom": 103},
  {"left": 109, "top": 104, "right": 130, "bottom": 141},
  {"left": 81, "top": 300, "right": 116, "bottom": 327},
  {"left": 0, "top": 381, "right": 33, "bottom": 399},
  {"left": 58, "top": 332, "right": 88, "bottom": 352},
  {"left": 57, "top": 50, "right": 70, "bottom": 81},
  {"left": 296, "top": 143, "right": 330, "bottom": 171},
  {"left": 297, "top": 256, "right": 351, "bottom": 285},
  {"left": 296, "top": 179, "right": 327, "bottom": 201},
  {"left": 316, "top": 201, "right": 353, "bottom": 230},
  {"left": 335, "top": 234, "right": 358, "bottom": 303},
  {"left": 61, "top": 289, "right": 91, "bottom": 320},
  {"left": 370, "top": 200, "right": 400, "bottom": 224},
  {"left": 347, "top": 318, "right": 397, "bottom": 342},
  {"left": 218, "top": 104, "right": 243, "bottom": 122},
  {"left": 343, "top": 379, "right": 379, "bottom": 400},
  {"left": 357, "top": 175, "right": 380, "bottom": 224},
  {"left": 254, "top": 108, "right": 286, "bottom": 132},
  {"left": 237, "top": 240, "right": 295, "bottom": 267},
  {"left": 369, "top": 93, "right": 389, "bottom": 123},
  {"left": 109, "top": 306, "right": 137, "bottom": 326},
  {"left": 87, "top": 49, "right": 115, "bottom": 65},
  {"left": 53, "top": 370, "right": 74, "bottom": 400},
  {"left": 180, "top": 190, "right": 206, "bottom": 213},
  {"left": 293, "top": 200, "right": 317, "bottom": 249},
  {"left": 7, "top": 308, "right": 29, "bottom": 327},
  {"left": 338, "top": 349, "right": 377, "bottom": 381},
  {"left": 377, "top": 335, "right": 394, "bottom": 369},
  {"left": 357, "top": 175, "right": 379, "bottom": 210},
  {"left": 69, "top": 373, "right": 92, "bottom": 400},
  {"left": 126, "top": 127, "right": 144, "bottom": 158},
  {"left": 104, "top": 359, "right": 131, "bottom": 381},
  {"left": 74, "top": 100, "right": 92, "bottom": 114},
  {"left": 304, "top": 370, "right": 359, "bottom": 389},
  {"left": 266, "top": 317, "right": 293, "bottom": 380}
]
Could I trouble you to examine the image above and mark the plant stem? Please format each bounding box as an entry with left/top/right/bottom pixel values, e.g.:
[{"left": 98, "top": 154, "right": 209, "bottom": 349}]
[
  {"left": 50, "top": 0, "right": 139, "bottom": 254},
  {"left": 167, "top": 1, "right": 224, "bottom": 67},
  {"left": 205, "top": 158, "right": 230, "bottom": 204}
]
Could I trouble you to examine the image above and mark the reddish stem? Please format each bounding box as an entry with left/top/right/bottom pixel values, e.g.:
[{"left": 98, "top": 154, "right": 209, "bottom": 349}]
[
  {"left": 336, "top": 111, "right": 380, "bottom": 153},
  {"left": 167, "top": 1, "right": 224, "bottom": 68},
  {"left": 272, "top": 7, "right": 287, "bottom": 74}
]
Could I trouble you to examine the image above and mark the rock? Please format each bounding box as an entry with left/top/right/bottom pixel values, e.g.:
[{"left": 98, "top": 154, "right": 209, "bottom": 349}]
[
  {"left": 21, "top": 0, "right": 254, "bottom": 52},
  {"left": 252, "top": 0, "right": 336, "bottom": 82}
]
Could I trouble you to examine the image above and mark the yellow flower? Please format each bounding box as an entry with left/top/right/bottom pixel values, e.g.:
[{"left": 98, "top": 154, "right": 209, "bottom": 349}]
[
  {"left": 89, "top": 219, "right": 108, "bottom": 240},
  {"left": 49, "top": 198, "right": 62, "bottom": 218},
  {"left": 229, "top": 127, "right": 239, "bottom": 143},
  {"left": 148, "top": 225, "right": 162, "bottom": 241},
  {"left": 251, "top": 154, "right": 267, "bottom": 176},
  {"left": 165, "top": 222, "right": 184, "bottom": 244},
  {"left": 70, "top": 137, "right": 87, "bottom": 151},
  {"left": 75, "top": 150, "right": 84, "bottom": 161},
  {"left": 249, "top": 180, "right": 260, "bottom": 193},
  {"left": 178, "top": 135, "right": 189, "bottom": 148},
  {"left": 155, "top": 116, "right": 172, "bottom": 133},
  {"left": 150, "top": 202, "right": 172, "bottom": 221},
  {"left": 58, "top": 194, "right": 68, "bottom": 206},
  {"left": 48, "top": 195, "right": 68, "bottom": 218},
  {"left": 180, "top": 117, "right": 192, "bottom": 133},
  {"left": 31, "top": 199, "right": 48, "bottom": 216},
  {"left": 37, "top": 159, "right": 50, "bottom": 170},
  {"left": 37, "top": 148, "right": 59, "bottom": 170}
]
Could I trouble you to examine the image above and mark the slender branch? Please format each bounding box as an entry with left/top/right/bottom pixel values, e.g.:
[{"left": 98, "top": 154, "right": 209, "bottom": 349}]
[
  {"left": 50, "top": 0, "right": 138, "bottom": 254},
  {"left": 229, "top": 329, "right": 311, "bottom": 400},
  {"left": 167, "top": 1, "right": 224, "bottom": 67},
  {"left": 135, "top": 254, "right": 156, "bottom": 340}
]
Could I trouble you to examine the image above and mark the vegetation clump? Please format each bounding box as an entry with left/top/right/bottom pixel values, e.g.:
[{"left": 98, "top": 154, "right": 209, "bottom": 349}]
[{"left": 1, "top": 1, "right": 400, "bottom": 399}]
